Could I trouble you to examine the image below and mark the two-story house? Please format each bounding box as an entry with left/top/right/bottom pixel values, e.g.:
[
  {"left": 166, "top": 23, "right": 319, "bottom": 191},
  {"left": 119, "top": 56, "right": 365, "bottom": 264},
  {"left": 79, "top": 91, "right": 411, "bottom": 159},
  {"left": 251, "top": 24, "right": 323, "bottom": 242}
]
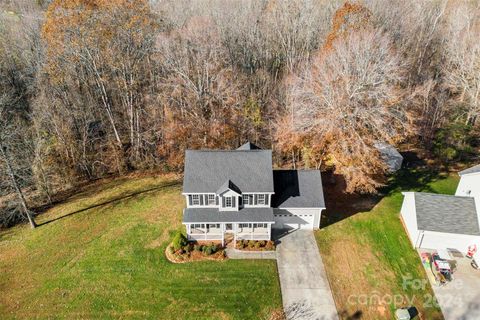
[{"left": 182, "top": 142, "right": 326, "bottom": 245}]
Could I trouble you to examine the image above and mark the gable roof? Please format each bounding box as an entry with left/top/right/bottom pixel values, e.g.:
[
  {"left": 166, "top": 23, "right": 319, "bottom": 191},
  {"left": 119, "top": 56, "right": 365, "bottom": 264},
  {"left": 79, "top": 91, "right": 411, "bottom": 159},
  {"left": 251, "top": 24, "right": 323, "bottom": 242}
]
[
  {"left": 216, "top": 180, "right": 242, "bottom": 195},
  {"left": 413, "top": 192, "right": 480, "bottom": 236},
  {"left": 459, "top": 164, "right": 480, "bottom": 176},
  {"left": 272, "top": 170, "right": 325, "bottom": 208},
  {"left": 237, "top": 142, "right": 262, "bottom": 150},
  {"left": 183, "top": 150, "right": 274, "bottom": 193}
]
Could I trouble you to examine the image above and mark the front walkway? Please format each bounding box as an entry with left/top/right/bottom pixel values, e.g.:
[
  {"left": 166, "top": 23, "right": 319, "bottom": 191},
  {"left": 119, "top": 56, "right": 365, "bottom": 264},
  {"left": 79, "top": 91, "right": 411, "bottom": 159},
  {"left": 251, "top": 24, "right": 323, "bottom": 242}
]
[
  {"left": 276, "top": 230, "right": 338, "bottom": 320},
  {"left": 225, "top": 248, "right": 277, "bottom": 259}
]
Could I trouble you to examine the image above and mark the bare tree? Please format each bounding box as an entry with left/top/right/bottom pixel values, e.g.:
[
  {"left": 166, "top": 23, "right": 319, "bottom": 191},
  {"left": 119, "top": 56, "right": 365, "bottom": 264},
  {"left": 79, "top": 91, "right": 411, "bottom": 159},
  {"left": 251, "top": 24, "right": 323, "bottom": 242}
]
[{"left": 282, "top": 29, "right": 410, "bottom": 193}]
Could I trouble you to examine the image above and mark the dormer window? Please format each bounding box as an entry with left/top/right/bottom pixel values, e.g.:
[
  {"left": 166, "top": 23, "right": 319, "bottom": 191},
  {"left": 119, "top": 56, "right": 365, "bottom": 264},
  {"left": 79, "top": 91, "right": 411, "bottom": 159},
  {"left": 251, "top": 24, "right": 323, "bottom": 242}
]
[{"left": 225, "top": 196, "right": 233, "bottom": 208}]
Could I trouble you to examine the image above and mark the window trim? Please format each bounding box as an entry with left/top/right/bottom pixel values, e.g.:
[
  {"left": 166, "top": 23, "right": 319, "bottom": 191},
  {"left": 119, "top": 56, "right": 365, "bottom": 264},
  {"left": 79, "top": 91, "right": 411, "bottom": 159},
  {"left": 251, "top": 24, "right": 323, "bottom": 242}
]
[
  {"left": 225, "top": 196, "right": 233, "bottom": 208},
  {"left": 257, "top": 194, "right": 266, "bottom": 205},
  {"left": 242, "top": 194, "right": 249, "bottom": 205},
  {"left": 207, "top": 194, "right": 216, "bottom": 205},
  {"left": 192, "top": 194, "right": 200, "bottom": 206}
]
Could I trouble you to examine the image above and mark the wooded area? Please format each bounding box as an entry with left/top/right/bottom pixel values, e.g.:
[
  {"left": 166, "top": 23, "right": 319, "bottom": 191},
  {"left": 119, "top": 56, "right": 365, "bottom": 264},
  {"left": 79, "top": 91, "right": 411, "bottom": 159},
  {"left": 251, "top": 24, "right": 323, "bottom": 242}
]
[{"left": 1, "top": 0, "right": 479, "bottom": 227}]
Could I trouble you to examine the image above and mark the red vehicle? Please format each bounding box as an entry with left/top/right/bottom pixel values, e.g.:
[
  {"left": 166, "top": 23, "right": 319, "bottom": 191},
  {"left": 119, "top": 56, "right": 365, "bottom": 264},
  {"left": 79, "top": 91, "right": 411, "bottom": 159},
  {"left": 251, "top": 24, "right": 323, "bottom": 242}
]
[{"left": 432, "top": 253, "right": 452, "bottom": 282}]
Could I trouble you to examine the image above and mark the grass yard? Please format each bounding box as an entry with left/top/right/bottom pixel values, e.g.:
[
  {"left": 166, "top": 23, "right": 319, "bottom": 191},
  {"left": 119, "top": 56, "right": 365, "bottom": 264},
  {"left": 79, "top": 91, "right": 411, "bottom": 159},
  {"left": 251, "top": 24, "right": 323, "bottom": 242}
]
[
  {"left": 316, "top": 168, "right": 457, "bottom": 320},
  {"left": 0, "top": 175, "right": 282, "bottom": 319}
]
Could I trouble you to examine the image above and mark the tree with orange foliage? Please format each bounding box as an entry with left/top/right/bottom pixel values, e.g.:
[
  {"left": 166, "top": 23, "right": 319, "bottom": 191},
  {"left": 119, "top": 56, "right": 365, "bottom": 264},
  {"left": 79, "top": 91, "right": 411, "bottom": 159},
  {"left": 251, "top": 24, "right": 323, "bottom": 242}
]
[{"left": 278, "top": 3, "right": 410, "bottom": 193}]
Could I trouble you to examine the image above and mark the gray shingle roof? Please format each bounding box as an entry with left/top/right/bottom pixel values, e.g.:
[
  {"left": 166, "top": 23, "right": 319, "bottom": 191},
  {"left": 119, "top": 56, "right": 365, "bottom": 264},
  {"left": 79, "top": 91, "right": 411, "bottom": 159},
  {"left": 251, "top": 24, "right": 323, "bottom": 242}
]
[
  {"left": 183, "top": 207, "right": 275, "bottom": 223},
  {"left": 414, "top": 193, "right": 480, "bottom": 235},
  {"left": 183, "top": 150, "right": 274, "bottom": 193},
  {"left": 459, "top": 164, "right": 480, "bottom": 176},
  {"left": 272, "top": 170, "right": 325, "bottom": 208}
]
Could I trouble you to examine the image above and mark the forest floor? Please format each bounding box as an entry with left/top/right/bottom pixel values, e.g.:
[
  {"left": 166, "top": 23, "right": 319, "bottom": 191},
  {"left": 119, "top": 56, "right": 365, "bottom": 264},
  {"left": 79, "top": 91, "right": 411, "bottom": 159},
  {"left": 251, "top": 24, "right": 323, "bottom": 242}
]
[
  {"left": 316, "top": 166, "right": 456, "bottom": 320},
  {"left": 0, "top": 174, "right": 282, "bottom": 319}
]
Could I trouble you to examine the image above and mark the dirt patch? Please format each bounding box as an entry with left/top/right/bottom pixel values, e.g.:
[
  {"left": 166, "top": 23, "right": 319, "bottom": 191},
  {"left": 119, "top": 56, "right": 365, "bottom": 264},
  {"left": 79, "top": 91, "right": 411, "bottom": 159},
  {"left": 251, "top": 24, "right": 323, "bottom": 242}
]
[{"left": 165, "top": 245, "right": 227, "bottom": 263}]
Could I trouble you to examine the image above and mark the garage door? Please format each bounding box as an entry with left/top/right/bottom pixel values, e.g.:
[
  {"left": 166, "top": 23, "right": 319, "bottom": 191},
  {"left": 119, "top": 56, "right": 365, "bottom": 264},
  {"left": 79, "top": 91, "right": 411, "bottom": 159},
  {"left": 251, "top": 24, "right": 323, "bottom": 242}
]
[{"left": 273, "top": 213, "right": 315, "bottom": 230}]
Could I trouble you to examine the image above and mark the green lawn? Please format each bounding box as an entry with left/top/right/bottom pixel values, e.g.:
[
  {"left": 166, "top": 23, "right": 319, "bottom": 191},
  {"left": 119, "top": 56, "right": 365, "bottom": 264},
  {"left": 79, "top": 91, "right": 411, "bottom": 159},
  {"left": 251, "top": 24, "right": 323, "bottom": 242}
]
[
  {"left": 0, "top": 175, "right": 282, "bottom": 319},
  {"left": 316, "top": 168, "right": 456, "bottom": 320}
]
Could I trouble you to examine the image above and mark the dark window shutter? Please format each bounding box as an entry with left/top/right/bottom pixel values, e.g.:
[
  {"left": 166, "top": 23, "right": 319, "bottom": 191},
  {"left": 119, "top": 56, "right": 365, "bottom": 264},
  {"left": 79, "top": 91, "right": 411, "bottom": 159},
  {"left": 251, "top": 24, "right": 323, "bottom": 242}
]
[
  {"left": 265, "top": 194, "right": 269, "bottom": 206},
  {"left": 216, "top": 196, "right": 219, "bottom": 205},
  {"left": 200, "top": 195, "right": 204, "bottom": 206},
  {"left": 222, "top": 197, "right": 225, "bottom": 207},
  {"left": 188, "top": 195, "right": 192, "bottom": 206},
  {"left": 239, "top": 196, "right": 243, "bottom": 206},
  {"left": 232, "top": 197, "right": 236, "bottom": 207},
  {"left": 254, "top": 194, "right": 258, "bottom": 205}
]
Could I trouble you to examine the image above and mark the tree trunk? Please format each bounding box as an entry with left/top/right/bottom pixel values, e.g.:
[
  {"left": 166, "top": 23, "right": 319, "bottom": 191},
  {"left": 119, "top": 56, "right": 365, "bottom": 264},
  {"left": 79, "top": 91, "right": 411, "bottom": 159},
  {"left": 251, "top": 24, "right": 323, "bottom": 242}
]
[{"left": 0, "top": 144, "right": 37, "bottom": 228}]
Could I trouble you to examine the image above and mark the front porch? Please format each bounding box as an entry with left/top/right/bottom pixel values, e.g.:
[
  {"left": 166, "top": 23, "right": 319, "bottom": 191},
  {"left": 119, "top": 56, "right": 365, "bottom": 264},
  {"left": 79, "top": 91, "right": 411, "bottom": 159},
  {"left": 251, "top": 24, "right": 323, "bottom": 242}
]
[{"left": 185, "top": 222, "right": 272, "bottom": 245}]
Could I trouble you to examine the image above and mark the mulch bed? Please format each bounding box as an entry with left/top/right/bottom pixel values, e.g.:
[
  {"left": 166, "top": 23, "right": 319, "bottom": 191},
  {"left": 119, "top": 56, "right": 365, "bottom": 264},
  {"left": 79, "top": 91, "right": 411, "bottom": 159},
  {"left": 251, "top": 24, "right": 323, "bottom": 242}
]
[{"left": 165, "top": 245, "right": 227, "bottom": 263}]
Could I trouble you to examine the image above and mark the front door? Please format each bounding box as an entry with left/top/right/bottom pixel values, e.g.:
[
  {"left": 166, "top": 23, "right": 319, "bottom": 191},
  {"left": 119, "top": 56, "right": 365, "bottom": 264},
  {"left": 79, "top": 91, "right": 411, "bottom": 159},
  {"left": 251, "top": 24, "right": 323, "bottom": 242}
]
[{"left": 225, "top": 223, "right": 233, "bottom": 233}]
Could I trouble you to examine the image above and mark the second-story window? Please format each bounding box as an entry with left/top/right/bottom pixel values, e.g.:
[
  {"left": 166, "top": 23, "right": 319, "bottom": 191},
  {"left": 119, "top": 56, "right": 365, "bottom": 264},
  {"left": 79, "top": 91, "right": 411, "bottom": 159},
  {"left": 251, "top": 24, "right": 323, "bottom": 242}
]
[
  {"left": 258, "top": 194, "right": 266, "bottom": 205},
  {"left": 225, "top": 196, "right": 233, "bottom": 207},
  {"left": 242, "top": 194, "right": 249, "bottom": 205},
  {"left": 208, "top": 194, "right": 216, "bottom": 205},
  {"left": 192, "top": 194, "right": 200, "bottom": 206}
]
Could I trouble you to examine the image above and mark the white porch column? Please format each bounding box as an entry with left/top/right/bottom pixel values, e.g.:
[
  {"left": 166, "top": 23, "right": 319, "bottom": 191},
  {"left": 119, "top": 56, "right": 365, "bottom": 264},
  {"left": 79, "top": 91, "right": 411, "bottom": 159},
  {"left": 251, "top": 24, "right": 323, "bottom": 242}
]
[
  {"left": 250, "top": 223, "right": 253, "bottom": 240},
  {"left": 221, "top": 223, "right": 225, "bottom": 247},
  {"left": 204, "top": 223, "right": 207, "bottom": 240},
  {"left": 268, "top": 223, "right": 271, "bottom": 240},
  {"left": 233, "top": 223, "right": 237, "bottom": 248}
]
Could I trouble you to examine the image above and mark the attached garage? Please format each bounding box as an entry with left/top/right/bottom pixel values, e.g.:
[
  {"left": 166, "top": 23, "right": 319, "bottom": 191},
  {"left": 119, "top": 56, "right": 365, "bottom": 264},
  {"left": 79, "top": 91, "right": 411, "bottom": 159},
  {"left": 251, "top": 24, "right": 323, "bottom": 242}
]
[
  {"left": 273, "top": 208, "right": 320, "bottom": 230},
  {"left": 271, "top": 170, "right": 325, "bottom": 230},
  {"left": 400, "top": 192, "right": 480, "bottom": 254}
]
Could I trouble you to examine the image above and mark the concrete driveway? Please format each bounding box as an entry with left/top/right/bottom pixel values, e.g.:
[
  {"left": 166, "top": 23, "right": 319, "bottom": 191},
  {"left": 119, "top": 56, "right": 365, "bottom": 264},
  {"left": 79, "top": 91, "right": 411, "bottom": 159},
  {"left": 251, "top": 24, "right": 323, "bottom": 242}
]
[
  {"left": 276, "top": 230, "right": 338, "bottom": 320},
  {"left": 426, "top": 254, "right": 480, "bottom": 319}
]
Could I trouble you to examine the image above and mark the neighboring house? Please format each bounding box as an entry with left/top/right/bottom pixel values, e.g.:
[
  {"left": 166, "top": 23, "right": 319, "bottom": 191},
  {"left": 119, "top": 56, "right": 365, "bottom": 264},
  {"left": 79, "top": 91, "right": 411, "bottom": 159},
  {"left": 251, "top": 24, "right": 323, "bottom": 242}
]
[
  {"left": 400, "top": 165, "right": 480, "bottom": 254},
  {"left": 182, "top": 142, "right": 326, "bottom": 245}
]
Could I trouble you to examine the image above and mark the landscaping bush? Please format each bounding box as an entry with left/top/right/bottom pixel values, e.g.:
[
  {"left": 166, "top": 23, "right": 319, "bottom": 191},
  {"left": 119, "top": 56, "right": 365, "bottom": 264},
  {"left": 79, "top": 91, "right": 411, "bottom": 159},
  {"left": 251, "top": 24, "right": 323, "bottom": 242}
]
[
  {"left": 265, "top": 240, "right": 275, "bottom": 250},
  {"left": 254, "top": 241, "right": 261, "bottom": 249},
  {"left": 172, "top": 232, "right": 188, "bottom": 251},
  {"left": 183, "top": 244, "right": 192, "bottom": 253},
  {"left": 204, "top": 245, "right": 213, "bottom": 256},
  {"left": 236, "top": 240, "right": 244, "bottom": 248},
  {"left": 248, "top": 240, "right": 255, "bottom": 248},
  {"left": 259, "top": 240, "right": 266, "bottom": 246},
  {"left": 211, "top": 244, "right": 218, "bottom": 253},
  {"left": 168, "top": 246, "right": 174, "bottom": 254},
  {"left": 194, "top": 244, "right": 202, "bottom": 251}
]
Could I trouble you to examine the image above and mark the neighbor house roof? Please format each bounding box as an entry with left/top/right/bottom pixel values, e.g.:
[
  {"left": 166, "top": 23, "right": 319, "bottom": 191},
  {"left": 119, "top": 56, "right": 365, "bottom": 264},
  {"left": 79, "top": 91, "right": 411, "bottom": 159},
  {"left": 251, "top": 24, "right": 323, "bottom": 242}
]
[
  {"left": 183, "top": 150, "right": 274, "bottom": 193},
  {"left": 183, "top": 207, "right": 275, "bottom": 223},
  {"left": 272, "top": 170, "right": 325, "bottom": 208},
  {"left": 459, "top": 164, "right": 480, "bottom": 176},
  {"left": 413, "top": 193, "right": 480, "bottom": 236}
]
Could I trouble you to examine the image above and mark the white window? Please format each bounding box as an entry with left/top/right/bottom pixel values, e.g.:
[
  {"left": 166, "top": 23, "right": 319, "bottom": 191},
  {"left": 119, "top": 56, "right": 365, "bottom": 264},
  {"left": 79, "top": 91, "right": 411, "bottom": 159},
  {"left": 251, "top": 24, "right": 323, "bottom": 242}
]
[
  {"left": 192, "top": 194, "right": 200, "bottom": 205},
  {"left": 208, "top": 194, "right": 216, "bottom": 205},
  {"left": 225, "top": 196, "right": 232, "bottom": 207},
  {"left": 242, "top": 194, "right": 249, "bottom": 205},
  {"left": 253, "top": 223, "right": 267, "bottom": 228},
  {"left": 258, "top": 194, "right": 266, "bottom": 205},
  {"left": 239, "top": 223, "right": 250, "bottom": 228}
]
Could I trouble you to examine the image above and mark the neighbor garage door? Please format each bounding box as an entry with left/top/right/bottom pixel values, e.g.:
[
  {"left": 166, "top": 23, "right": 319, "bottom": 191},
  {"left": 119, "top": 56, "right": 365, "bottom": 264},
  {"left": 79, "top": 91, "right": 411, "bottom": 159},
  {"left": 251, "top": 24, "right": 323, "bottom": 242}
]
[{"left": 273, "top": 208, "right": 320, "bottom": 230}]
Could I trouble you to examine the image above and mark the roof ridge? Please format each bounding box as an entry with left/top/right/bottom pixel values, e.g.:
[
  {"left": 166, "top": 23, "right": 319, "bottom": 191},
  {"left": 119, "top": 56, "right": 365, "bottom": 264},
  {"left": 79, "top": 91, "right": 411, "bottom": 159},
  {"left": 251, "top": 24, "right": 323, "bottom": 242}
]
[{"left": 413, "top": 192, "right": 474, "bottom": 199}]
